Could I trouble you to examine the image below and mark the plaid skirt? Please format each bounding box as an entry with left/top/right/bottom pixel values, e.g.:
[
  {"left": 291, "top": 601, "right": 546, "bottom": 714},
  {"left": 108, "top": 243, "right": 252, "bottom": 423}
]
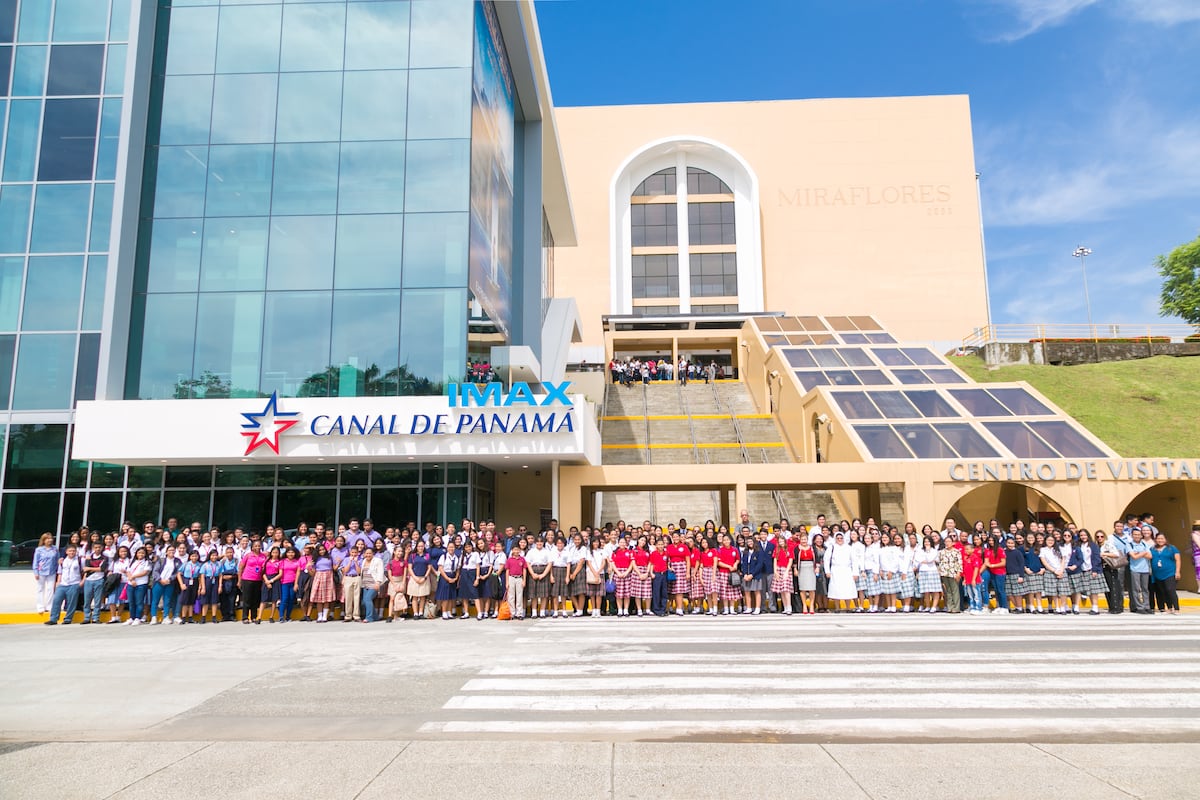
[
  {"left": 614, "top": 573, "right": 632, "bottom": 598},
  {"left": 1042, "top": 574, "right": 1068, "bottom": 596},
  {"left": 1080, "top": 571, "right": 1107, "bottom": 595},
  {"left": 630, "top": 574, "right": 652, "bottom": 599},
  {"left": 528, "top": 574, "right": 551, "bottom": 599},
  {"left": 898, "top": 573, "right": 919, "bottom": 599},
  {"left": 918, "top": 570, "right": 942, "bottom": 594},
  {"left": 1068, "top": 572, "right": 1090, "bottom": 595},
  {"left": 1023, "top": 573, "right": 1044, "bottom": 594},
  {"left": 585, "top": 579, "right": 605, "bottom": 599},
  {"left": 770, "top": 566, "right": 792, "bottom": 594},
  {"left": 551, "top": 566, "right": 570, "bottom": 598},
  {"left": 878, "top": 571, "right": 902, "bottom": 595},
  {"left": 669, "top": 560, "right": 690, "bottom": 594},
  {"left": 309, "top": 570, "right": 337, "bottom": 603},
  {"left": 568, "top": 567, "right": 589, "bottom": 596},
  {"left": 742, "top": 574, "right": 766, "bottom": 592},
  {"left": 689, "top": 570, "right": 707, "bottom": 600},
  {"left": 701, "top": 567, "right": 720, "bottom": 596},
  {"left": 719, "top": 572, "right": 742, "bottom": 601},
  {"left": 863, "top": 571, "right": 882, "bottom": 596},
  {"left": 1005, "top": 573, "right": 1027, "bottom": 597}
]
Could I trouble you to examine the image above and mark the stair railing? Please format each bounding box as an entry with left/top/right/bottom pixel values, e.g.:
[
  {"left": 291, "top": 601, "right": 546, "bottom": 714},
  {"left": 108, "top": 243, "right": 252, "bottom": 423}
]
[
  {"left": 762, "top": 447, "right": 789, "bottom": 521},
  {"left": 679, "top": 380, "right": 699, "bottom": 463}
]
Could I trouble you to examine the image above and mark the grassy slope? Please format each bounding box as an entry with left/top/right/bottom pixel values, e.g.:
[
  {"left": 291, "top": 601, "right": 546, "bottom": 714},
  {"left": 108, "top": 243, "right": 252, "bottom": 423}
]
[{"left": 951, "top": 355, "right": 1200, "bottom": 458}]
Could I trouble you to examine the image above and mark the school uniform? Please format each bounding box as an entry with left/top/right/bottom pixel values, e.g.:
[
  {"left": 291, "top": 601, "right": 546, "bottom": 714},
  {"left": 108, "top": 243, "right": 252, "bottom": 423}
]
[
  {"left": 1039, "top": 547, "right": 1067, "bottom": 597},
  {"left": 407, "top": 554, "right": 432, "bottom": 597},
  {"left": 1022, "top": 547, "right": 1044, "bottom": 597},
  {"left": 550, "top": 548, "right": 571, "bottom": 600},
  {"left": 863, "top": 542, "right": 882, "bottom": 597},
  {"left": 699, "top": 549, "right": 719, "bottom": 596},
  {"left": 877, "top": 546, "right": 902, "bottom": 595},
  {"left": 648, "top": 548, "right": 669, "bottom": 614},
  {"left": 584, "top": 550, "right": 606, "bottom": 600},
  {"left": 568, "top": 548, "right": 589, "bottom": 596},
  {"left": 716, "top": 546, "right": 741, "bottom": 602},
  {"left": 459, "top": 552, "right": 481, "bottom": 602},
  {"left": 630, "top": 549, "right": 653, "bottom": 599},
  {"left": 526, "top": 546, "right": 553, "bottom": 599},
  {"left": 771, "top": 546, "right": 795, "bottom": 594},
  {"left": 435, "top": 553, "right": 461, "bottom": 602},
  {"left": 689, "top": 549, "right": 708, "bottom": 601},
  {"left": 610, "top": 547, "right": 634, "bottom": 599},
  {"left": 665, "top": 543, "right": 690, "bottom": 595},
  {"left": 916, "top": 548, "right": 941, "bottom": 594}
]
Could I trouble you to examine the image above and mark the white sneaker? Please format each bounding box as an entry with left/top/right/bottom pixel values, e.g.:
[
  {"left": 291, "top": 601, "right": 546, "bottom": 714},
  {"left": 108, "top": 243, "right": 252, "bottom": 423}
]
[
  {"left": 149, "top": 619, "right": 159, "bottom": 625},
  {"left": 752, "top": 609, "right": 761, "bottom": 615},
  {"left": 131, "top": 619, "right": 142, "bottom": 626},
  {"left": 996, "top": 608, "right": 1009, "bottom": 615},
  {"left": 173, "top": 617, "right": 181, "bottom": 624},
  {"left": 676, "top": 609, "right": 684, "bottom": 616},
  {"left": 637, "top": 610, "right": 644, "bottom": 616},
  {"left": 122, "top": 619, "right": 133, "bottom": 625}
]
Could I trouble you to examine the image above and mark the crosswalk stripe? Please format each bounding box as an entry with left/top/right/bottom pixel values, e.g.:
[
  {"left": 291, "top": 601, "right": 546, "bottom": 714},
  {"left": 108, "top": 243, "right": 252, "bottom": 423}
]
[
  {"left": 513, "top": 634, "right": 1199, "bottom": 645},
  {"left": 482, "top": 659, "right": 1196, "bottom": 675},
  {"left": 460, "top": 676, "right": 1200, "bottom": 692}
]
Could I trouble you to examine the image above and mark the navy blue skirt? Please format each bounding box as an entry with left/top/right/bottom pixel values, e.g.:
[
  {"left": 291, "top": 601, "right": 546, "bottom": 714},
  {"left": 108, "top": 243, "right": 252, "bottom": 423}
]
[
  {"left": 435, "top": 572, "right": 459, "bottom": 602},
  {"left": 458, "top": 568, "right": 479, "bottom": 600}
]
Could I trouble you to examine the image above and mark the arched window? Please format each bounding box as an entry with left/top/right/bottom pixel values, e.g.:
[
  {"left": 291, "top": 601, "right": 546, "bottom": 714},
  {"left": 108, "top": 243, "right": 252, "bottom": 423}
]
[{"left": 611, "top": 138, "right": 762, "bottom": 316}]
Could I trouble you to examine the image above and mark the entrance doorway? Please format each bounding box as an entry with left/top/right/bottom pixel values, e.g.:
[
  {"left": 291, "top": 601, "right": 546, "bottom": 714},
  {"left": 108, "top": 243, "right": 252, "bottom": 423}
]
[{"left": 945, "top": 483, "right": 1074, "bottom": 530}]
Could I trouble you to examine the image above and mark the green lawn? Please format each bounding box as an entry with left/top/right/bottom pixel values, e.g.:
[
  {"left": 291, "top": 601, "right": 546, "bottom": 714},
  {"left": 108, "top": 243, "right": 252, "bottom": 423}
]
[{"left": 951, "top": 355, "right": 1200, "bottom": 457}]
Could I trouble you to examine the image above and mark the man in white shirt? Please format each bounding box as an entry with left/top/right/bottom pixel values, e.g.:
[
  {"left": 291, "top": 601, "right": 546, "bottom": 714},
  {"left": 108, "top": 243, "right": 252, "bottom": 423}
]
[
  {"left": 939, "top": 518, "right": 961, "bottom": 543},
  {"left": 46, "top": 545, "right": 82, "bottom": 625}
]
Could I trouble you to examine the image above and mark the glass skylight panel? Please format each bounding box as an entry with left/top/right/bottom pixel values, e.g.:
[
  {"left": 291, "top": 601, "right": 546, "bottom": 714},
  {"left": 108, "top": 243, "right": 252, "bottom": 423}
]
[
  {"left": 834, "top": 392, "right": 883, "bottom": 419},
  {"left": 949, "top": 388, "right": 1012, "bottom": 417},
  {"left": 922, "top": 369, "right": 966, "bottom": 384},
  {"left": 783, "top": 349, "right": 816, "bottom": 369},
  {"left": 839, "top": 333, "right": 869, "bottom": 344},
  {"left": 796, "top": 316, "right": 826, "bottom": 331},
  {"left": 989, "top": 387, "right": 1054, "bottom": 416},
  {"left": 1027, "top": 421, "right": 1107, "bottom": 458},
  {"left": 894, "top": 424, "right": 957, "bottom": 458},
  {"left": 837, "top": 347, "right": 874, "bottom": 367},
  {"left": 866, "top": 333, "right": 896, "bottom": 343},
  {"left": 855, "top": 425, "right": 913, "bottom": 458},
  {"left": 854, "top": 370, "right": 891, "bottom": 385},
  {"left": 984, "top": 422, "right": 1059, "bottom": 459},
  {"left": 825, "top": 370, "right": 861, "bottom": 386},
  {"left": 872, "top": 348, "right": 911, "bottom": 366},
  {"left": 869, "top": 390, "right": 920, "bottom": 418},
  {"left": 763, "top": 334, "right": 788, "bottom": 346},
  {"left": 777, "top": 316, "right": 804, "bottom": 332},
  {"left": 900, "top": 347, "right": 943, "bottom": 366},
  {"left": 796, "top": 371, "right": 830, "bottom": 391},
  {"left": 825, "top": 316, "right": 857, "bottom": 331},
  {"left": 892, "top": 369, "right": 932, "bottom": 385},
  {"left": 935, "top": 423, "right": 1000, "bottom": 458},
  {"left": 850, "top": 315, "right": 880, "bottom": 330},
  {"left": 786, "top": 334, "right": 815, "bottom": 346},
  {"left": 811, "top": 349, "right": 846, "bottom": 368},
  {"left": 754, "top": 316, "right": 781, "bottom": 331},
  {"left": 904, "top": 390, "right": 958, "bottom": 418}
]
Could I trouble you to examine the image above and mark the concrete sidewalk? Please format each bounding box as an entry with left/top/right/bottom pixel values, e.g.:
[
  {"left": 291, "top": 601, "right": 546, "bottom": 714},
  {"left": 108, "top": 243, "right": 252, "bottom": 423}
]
[{"left": 0, "top": 740, "right": 1194, "bottom": 800}]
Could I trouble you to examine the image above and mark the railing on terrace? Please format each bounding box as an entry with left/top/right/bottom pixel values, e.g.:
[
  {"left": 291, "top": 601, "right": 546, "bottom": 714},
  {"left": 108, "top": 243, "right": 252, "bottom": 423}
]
[{"left": 960, "top": 323, "right": 1199, "bottom": 351}]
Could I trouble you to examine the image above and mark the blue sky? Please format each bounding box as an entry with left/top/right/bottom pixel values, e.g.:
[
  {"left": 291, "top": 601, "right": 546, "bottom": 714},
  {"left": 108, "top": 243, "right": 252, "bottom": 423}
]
[{"left": 535, "top": 0, "right": 1200, "bottom": 328}]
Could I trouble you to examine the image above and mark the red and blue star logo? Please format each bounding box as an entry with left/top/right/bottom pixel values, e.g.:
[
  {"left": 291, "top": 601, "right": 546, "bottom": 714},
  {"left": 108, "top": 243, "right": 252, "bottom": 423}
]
[{"left": 240, "top": 392, "right": 300, "bottom": 455}]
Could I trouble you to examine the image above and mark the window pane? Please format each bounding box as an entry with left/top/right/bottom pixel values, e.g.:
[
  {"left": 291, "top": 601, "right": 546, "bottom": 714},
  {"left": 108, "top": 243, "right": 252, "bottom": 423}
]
[
  {"left": 272, "top": 143, "right": 338, "bottom": 215},
  {"left": 825, "top": 370, "right": 861, "bottom": 386},
  {"left": 159, "top": 75, "right": 212, "bottom": 145},
  {"left": 127, "top": 466, "right": 163, "bottom": 489},
  {"left": 342, "top": 69, "right": 407, "bottom": 140},
  {"left": 96, "top": 97, "right": 120, "bottom": 179},
  {"left": 215, "top": 5, "right": 281, "bottom": 73},
  {"left": 165, "top": 6, "right": 218, "bottom": 75},
  {"left": 165, "top": 466, "right": 212, "bottom": 489},
  {"left": 212, "top": 490, "right": 273, "bottom": 532},
  {"left": 983, "top": 422, "right": 1059, "bottom": 459},
  {"left": 795, "top": 371, "right": 829, "bottom": 391},
  {"left": 210, "top": 73, "right": 277, "bottom": 144},
  {"left": 868, "top": 391, "right": 919, "bottom": 419},
  {"left": 872, "top": 348, "right": 911, "bottom": 366},
  {"left": 280, "top": 2, "right": 345, "bottom": 72},
  {"left": 11, "top": 44, "right": 45, "bottom": 95},
  {"left": 904, "top": 390, "right": 958, "bottom": 418},
  {"left": 37, "top": 97, "right": 98, "bottom": 181},
  {"left": 346, "top": 1, "right": 410, "bottom": 70},
  {"left": 409, "top": 0, "right": 472, "bottom": 68},
  {"left": 3, "top": 99, "right": 40, "bottom": 180},
  {"left": 935, "top": 423, "right": 999, "bottom": 458},
  {"left": 923, "top": 369, "right": 966, "bottom": 384},
  {"left": 331, "top": 290, "right": 400, "bottom": 396},
  {"left": 837, "top": 347, "right": 874, "bottom": 367},
  {"left": 46, "top": 44, "right": 103, "bottom": 95},
  {"left": 866, "top": 332, "right": 896, "bottom": 344},
  {"left": 811, "top": 349, "right": 845, "bottom": 368},
  {"left": 11, "top": 333, "right": 75, "bottom": 409},
  {"left": 782, "top": 349, "right": 816, "bottom": 369},
  {"left": 200, "top": 216, "right": 268, "bottom": 291},
  {"left": 266, "top": 215, "right": 335, "bottom": 290},
  {"left": 52, "top": 0, "right": 108, "bottom": 42},
  {"left": 834, "top": 392, "right": 882, "bottom": 420},
  {"left": 0, "top": 183, "right": 31, "bottom": 252},
  {"left": 30, "top": 183, "right": 91, "bottom": 251},
  {"left": 949, "top": 388, "right": 1012, "bottom": 417},
  {"left": 206, "top": 145, "right": 273, "bottom": 217},
  {"left": 0, "top": 256, "right": 21, "bottom": 328},
  {"left": 104, "top": 43, "right": 125, "bottom": 94},
  {"left": 276, "top": 488, "right": 336, "bottom": 529},
  {"left": 276, "top": 71, "right": 340, "bottom": 142},
  {"left": 400, "top": 212, "right": 467, "bottom": 288},
  {"left": 406, "top": 67, "right": 469, "bottom": 139},
  {"left": 891, "top": 369, "right": 932, "bottom": 385},
  {"left": 894, "top": 424, "right": 956, "bottom": 459},
  {"left": 194, "top": 292, "right": 264, "bottom": 398},
  {"left": 339, "top": 140, "right": 405, "bottom": 213},
  {"left": 989, "top": 387, "right": 1054, "bottom": 416},
  {"left": 854, "top": 425, "right": 913, "bottom": 459},
  {"left": 336, "top": 213, "right": 404, "bottom": 289},
  {"left": 399, "top": 287, "right": 465, "bottom": 393},
  {"left": 404, "top": 138, "right": 468, "bottom": 212},
  {"left": 81, "top": 255, "right": 105, "bottom": 329},
  {"left": 131, "top": 293, "right": 196, "bottom": 400},
  {"left": 146, "top": 218, "right": 202, "bottom": 293},
  {"left": 153, "top": 146, "right": 208, "bottom": 218},
  {"left": 278, "top": 465, "right": 338, "bottom": 488},
  {"left": 17, "top": 0, "right": 50, "bottom": 42},
  {"left": 4, "top": 424, "right": 67, "bottom": 489},
  {"left": 21, "top": 255, "right": 82, "bottom": 330},
  {"left": 74, "top": 331, "right": 99, "bottom": 400},
  {"left": 89, "top": 182, "right": 113, "bottom": 251},
  {"left": 1026, "top": 421, "right": 1108, "bottom": 458},
  {"left": 0, "top": 1, "right": 12, "bottom": 43},
  {"left": 261, "top": 291, "right": 332, "bottom": 397},
  {"left": 900, "top": 347, "right": 942, "bottom": 366},
  {"left": 854, "top": 370, "right": 891, "bottom": 385},
  {"left": 0, "top": 334, "right": 12, "bottom": 409},
  {"left": 633, "top": 168, "right": 675, "bottom": 197}
]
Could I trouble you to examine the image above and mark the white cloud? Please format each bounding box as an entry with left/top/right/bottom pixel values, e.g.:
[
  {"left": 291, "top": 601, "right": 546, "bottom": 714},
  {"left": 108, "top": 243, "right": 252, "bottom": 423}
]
[{"left": 985, "top": 0, "right": 1200, "bottom": 40}]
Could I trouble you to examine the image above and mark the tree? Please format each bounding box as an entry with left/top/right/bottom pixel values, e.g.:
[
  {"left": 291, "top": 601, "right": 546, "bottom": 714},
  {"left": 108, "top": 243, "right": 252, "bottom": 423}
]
[{"left": 1157, "top": 233, "right": 1200, "bottom": 325}]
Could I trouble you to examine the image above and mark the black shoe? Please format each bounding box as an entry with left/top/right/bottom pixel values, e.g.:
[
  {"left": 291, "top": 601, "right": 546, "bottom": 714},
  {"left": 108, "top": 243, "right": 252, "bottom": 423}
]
[
  {"left": 44, "top": 620, "right": 57, "bottom": 626},
  {"left": 80, "top": 620, "right": 91, "bottom": 625}
]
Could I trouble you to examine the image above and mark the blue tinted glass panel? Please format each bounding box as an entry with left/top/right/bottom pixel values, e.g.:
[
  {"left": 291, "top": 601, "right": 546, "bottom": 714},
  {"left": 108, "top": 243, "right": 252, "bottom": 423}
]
[
  {"left": 215, "top": 5, "right": 281, "bottom": 73},
  {"left": 276, "top": 71, "right": 340, "bottom": 142},
  {"left": 0, "top": 45, "right": 11, "bottom": 94},
  {"left": 0, "top": 1, "right": 12, "bottom": 43},
  {"left": 30, "top": 183, "right": 91, "bottom": 251},
  {"left": 96, "top": 97, "right": 119, "bottom": 179},
  {"left": 854, "top": 425, "right": 913, "bottom": 459},
  {"left": 3, "top": 424, "right": 68, "bottom": 489},
  {"left": 401, "top": 211, "right": 466, "bottom": 288},
  {"left": 341, "top": 69, "right": 407, "bottom": 141},
  {"left": 0, "top": 255, "right": 22, "bottom": 328},
  {"left": 165, "top": 6, "right": 218, "bottom": 75},
  {"left": 81, "top": 255, "right": 106, "bottom": 329},
  {"left": 795, "top": 371, "right": 830, "bottom": 391},
  {"left": 154, "top": 146, "right": 209, "bottom": 217},
  {"left": 11, "top": 44, "right": 45, "bottom": 95},
  {"left": 345, "top": 1, "right": 409, "bottom": 70},
  {"left": 339, "top": 141, "right": 405, "bottom": 213},
  {"left": 854, "top": 370, "right": 891, "bottom": 385},
  {"left": 17, "top": 1, "right": 50, "bottom": 42},
  {"left": 868, "top": 391, "right": 919, "bottom": 418},
  {"left": 900, "top": 347, "right": 943, "bottom": 367},
  {"left": 934, "top": 423, "right": 999, "bottom": 458},
  {"left": 194, "top": 292, "right": 263, "bottom": 397},
  {"left": 89, "top": 182, "right": 113, "bottom": 251},
  {"left": 206, "top": 145, "right": 272, "bottom": 216},
  {"left": 74, "top": 331, "right": 99, "bottom": 400},
  {"left": 146, "top": 218, "right": 202, "bottom": 293},
  {"left": 825, "top": 370, "right": 861, "bottom": 386},
  {"left": 834, "top": 393, "right": 883, "bottom": 420},
  {"left": 891, "top": 369, "right": 931, "bottom": 385},
  {"left": 406, "top": 68, "right": 470, "bottom": 139},
  {"left": 210, "top": 73, "right": 277, "bottom": 144},
  {"left": 334, "top": 214, "right": 403, "bottom": 289},
  {"left": 989, "top": 387, "right": 1054, "bottom": 416},
  {"left": 266, "top": 215, "right": 335, "bottom": 290},
  {"left": 922, "top": 369, "right": 965, "bottom": 384},
  {"left": 200, "top": 217, "right": 267, "bottom": 291},
  {"left": 109, "top": 1, "right": 130, "bottom": 42},
  {"left": 1026, "top": 421, "right": 1108, "bottom": 458},
  {"left": 280, "top": 3, "right": 345, "bottom": 72},
  {"left": 38, "top": 97, "right": 98, "bottom": 180},
  {"left": 12, "top": 333, "right": 75, "bottom": 409},
  {"left": 261, "top": 291, "right": 331, "bottom": 397},
  {"left": 133, "top": 293, "right": 197, "bottom": 400},
  {"left": 903, "top": 390, "right": 959, "bottom": 418},
  {"left": 399, "top": 287, "right": 465, "bottom": 392},
  {"left": 0, "top": 183, "right": 31, "bottom": 252},
  {"left": 893, "top": 424, "right": 957, "bottom": 459},
  {"left": 983, "top": 421, "right": 1058, "bottom": 459},
  {"left": 404, "top": 138, "right": 468, "bottom": 212},
  {"left": 46, "top": 44, "right": 103, "bottom": 94},
  {"left": 159, "top": 74, "right": 212, "bottom": 145},
  {"left": 272, "top": 142, "right": 338, "bottom": 215},
  {"left": 52, "top": 0, "right": 108, "bottom": 42},
  {"left": 782, "top": 349, "right": 816, "bottom": 369},
  {"left": 331, "top": 289, "right": 400, "bottom": 395},
  {"left": 104, "top": 43, "right": 125, "bottom": 93},
  {"left": 21, "top": 255, "right": 82, "bottom": 330},
  {"left": 0, "top": 334, "right": 12, "bottom": 408},
  {"left": 409, "top": 0, "right": 471, "bottom": 68},
  {"left": 3, "top": 98, "right": 40, "bottom": 180}
]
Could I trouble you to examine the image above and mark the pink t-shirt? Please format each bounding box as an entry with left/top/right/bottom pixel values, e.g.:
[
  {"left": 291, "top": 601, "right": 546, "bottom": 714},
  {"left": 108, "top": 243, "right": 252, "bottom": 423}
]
[
  {"left": 240, "top": 552, "right": 267, "bottom": 581},
  {"left": 280, "top": 557, "right": 301, "bottom": 583}
]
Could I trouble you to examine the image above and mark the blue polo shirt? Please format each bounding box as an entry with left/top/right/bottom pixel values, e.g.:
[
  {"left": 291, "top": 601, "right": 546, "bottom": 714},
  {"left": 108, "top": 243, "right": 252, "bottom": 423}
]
[
  {"left": 1128, "top": 542, "right": 1151, "bottom": 574},
  {"left": 1150, "top": 545, "right": 1179, "bottom": 581}
]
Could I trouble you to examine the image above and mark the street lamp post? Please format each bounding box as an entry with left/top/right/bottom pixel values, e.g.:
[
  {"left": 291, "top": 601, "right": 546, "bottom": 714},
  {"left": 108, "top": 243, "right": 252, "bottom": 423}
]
[{"left": 1072, "top": 246, "right": 1094, "bottom": 337}]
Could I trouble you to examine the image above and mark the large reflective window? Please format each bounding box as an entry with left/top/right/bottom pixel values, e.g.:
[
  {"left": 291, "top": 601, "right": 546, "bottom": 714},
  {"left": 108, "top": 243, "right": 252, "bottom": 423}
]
[
  {"left": 194, "top": 292, "right": 264, "bottom": 397},
  {"left": 266, "top": 215, "right": 335, "bottom": 290},
  {"left": 989, "top": 387, "right": 1054, "bottom": 416},
  {"left": 904, "top": 390, "right": 958, "bottom": 418},
  {"left": 406, "top": 68, "right": 470, "bottom": 139},
  {"left": 280, "top": 3, "right": 345, "bottom": 72},
  {"left": 200, "top": 217, "right": 268, "bottom": 291},
  {"left": 30, "top": 183, "right": 91, "bottom": 252},
  {"left": 159, "top": 75, "right": 213, "bottom": 145},
  {"left": 12, "top": 333, "right": 75, "bottom": 409},
  {"left": 132, "top": 293, "right": 196, "bottom": 400},
  {"left": 339, "top": 140, "right": 405, "bottom": 213},
  {"left": 89, "top": 182, "right": 113, "bottom": 251},
  {"left": 409, "top": 0, "right": 471, "bottom": 68},
  {"left": 834, "top": 393, "right": 883, "bottom": 420},
  {"left": 854, "top": 425, "right": 912, "bottom": 459},
  {"left": 331, "top": 290, "right": 400, "bottom": 396},
  {"left": 96, "top": 98, "right": 120, "bottom": 180},
  {"left": 630, "top": 203, "right": 677, "bottom": 247},
  {"left": 46, "top": 44, "right": 103, "bottom": 95},
  {"left": 335, "top": 213, "right": 404, "bottom": 289},
  {"left": 983, "top": 422, "right": 1059, "bottom": 459},
  {"left": 934, "top": 423, "right": 999, "bottom": 458},
  {"left": 782, "top": 349, "right": 816, "bottom": 369},
  {"left": 0, "top": 256, "right": 21, "bottom": 328},
  {"left": 52, "top": 0, "right": 108, "bottom": 42},
  {"left": 21, "top": 255, "right": 82, "bottom": 331},
  {"left": 342, "top": 70, "right": 407, "bottom": 140},
  {"left": 261, "top": 291, "right": 332, "bottom": 397},
  {"left": 81, "top": 255, "right": 106, "bottom": 329},
  {"left": 0, "top": 183, "right": 31, "bottom": 252},
  {"left": 0, "top": 334, "right": 13, "bottom": 408},
  {"left": 900, "top": 347, "right": 943, "bottom": 367},
  {"left": 146, "top": 218, "right": 202, "bottom": 293},
  {"left": 11, "top": 45, "right": 45, "bottom": 95},
  {"left": 401, "top": 212, "right": 466, "bottom": 288},
  {"left": 1027, "top": 421, "right": 1107, "bottom": 458},
  {"left": 276, "top": 71, "right": 341, "bottom": 142},
  {"left": 272, "top": 143, "right": 338, "bottom": 215},
  {"left": 399, "top": 288, "right": 465, "bottom": 392},
  {"left": 164, "top": 6, "right": 218, "bottom": 76},
  {"left": 104, "top": 43, "right": 125, "bottom": 94},
  {"left": 404, "top": 138, "right": 469, "bottom": 212},
  {"left": 687, "top": 201, "right": 735, "bottom": 245},
  {"left": 206, "top": 145, "right": 273, "bottom": 217},
  {"left": 893, "top": 424, "right": 956, "bottom": 459},
  {"left": 345, "top": 1, "right": 410, "bottom": 70},
  {"left": 869, "top": 391, "right": 920, "bottom": 418},
  {"left": 3, "top": 99, "right": 41, "bottom": 181},
  {"left": 3, "top": 424, "right": 67, "bottom": 489},
  {"left": 215, "top": 5, "right": 281, "bottom": 74},
  {"left": 153, "top": 146, "right": 208, "bottom": 218},
  {"left": 74, "top": 331, "right": 99, "bottom": 401},
  {"left": 210, "top": 73, "right": 277, "bottom": 144},
  {"left": 38, "top": 98, "right": 99, "bottom": 181},
  {"left": 949, "top": 388, "right": 1012, "bottom": 417}
]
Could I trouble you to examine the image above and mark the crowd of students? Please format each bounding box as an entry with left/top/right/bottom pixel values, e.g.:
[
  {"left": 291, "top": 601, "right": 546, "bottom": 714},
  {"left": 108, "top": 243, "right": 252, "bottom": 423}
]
[{"left": 30, "top": 511, "right": 1198, "bottom": 625}]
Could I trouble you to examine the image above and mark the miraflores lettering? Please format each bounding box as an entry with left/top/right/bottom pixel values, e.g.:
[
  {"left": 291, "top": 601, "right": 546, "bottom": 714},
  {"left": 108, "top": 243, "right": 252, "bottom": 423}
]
[
  {"left": 778, "top": 184, "right": 951, "bottom": 208},
  {"left": 949, "top": 460, "right": 1200, "bottom": 483}
]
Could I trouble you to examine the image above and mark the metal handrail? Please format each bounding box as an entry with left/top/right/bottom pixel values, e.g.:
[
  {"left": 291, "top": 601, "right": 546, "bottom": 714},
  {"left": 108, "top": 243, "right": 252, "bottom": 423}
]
[
  {"left": 762, "top": 447, "right": 789, "bottom": 521},
  {"left": 641, "top": 382, "right": 651, "bottom": 465},
  {"left": 702, "top": 449, "right": 722, "bottom": 520},
  {"left": 679, "top": 381, "right": 699, "bottom": 463},
  {"left": 960, "top": 323, "right": 1198, "bottom": 351}
]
